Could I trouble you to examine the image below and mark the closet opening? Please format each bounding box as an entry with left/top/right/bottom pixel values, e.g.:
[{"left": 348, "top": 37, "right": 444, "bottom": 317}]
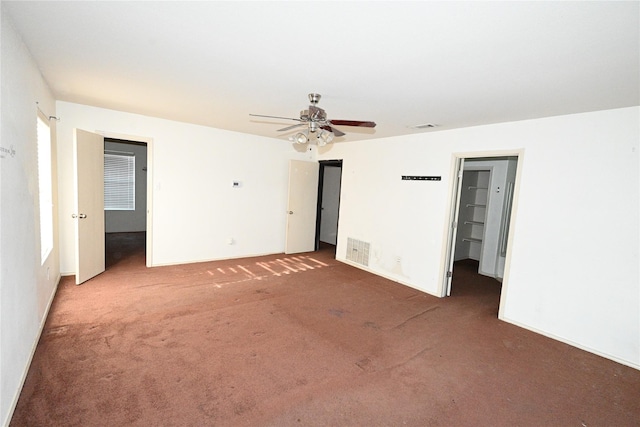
[{"left": 442, "top": 155, "right": 520, "bottom": 314}]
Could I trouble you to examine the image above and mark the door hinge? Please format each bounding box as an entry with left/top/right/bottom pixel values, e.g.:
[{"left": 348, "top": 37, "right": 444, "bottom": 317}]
[
  {"left": 447, "top": 271, "right": 453, "bottom": 278},
  {"left": 452, "top": 221, "right": 457, "bottom": 229}
]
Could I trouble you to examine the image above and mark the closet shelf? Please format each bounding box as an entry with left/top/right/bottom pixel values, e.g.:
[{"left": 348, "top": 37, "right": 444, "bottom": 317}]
[
  {"left": 462, "top": 237, "right": 483, "bottom": 243},
  {"left": 466, "top": 203, "right": 486, "bottom": 208},
  {"left": 467, "top": 186, "right": 488, "bottom": 190},
  {"left": 464, "top": 220, "right": 484, "bottom": 225}
]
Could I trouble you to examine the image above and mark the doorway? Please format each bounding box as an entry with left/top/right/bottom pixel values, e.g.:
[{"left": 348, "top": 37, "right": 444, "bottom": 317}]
[
  {"left": 315, "top": 160, "right": 343, "bottom": 256},
  {"left": 74, "top": 129, "right": 153, "bottom": 284},
  {"left": 104, "top": 138, "right": 148, "bottom": 269},
  {"left": 443, "top": 154, "right": 520, "bottom": 308}
]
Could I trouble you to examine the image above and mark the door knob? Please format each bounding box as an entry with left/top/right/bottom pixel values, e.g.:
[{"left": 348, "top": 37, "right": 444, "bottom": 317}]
[
  {"left": 72, "top": 213, "right": 87, "bottom": 219},
  {"left": 288, "top": 211, "right": 293, "bottom": 214}
]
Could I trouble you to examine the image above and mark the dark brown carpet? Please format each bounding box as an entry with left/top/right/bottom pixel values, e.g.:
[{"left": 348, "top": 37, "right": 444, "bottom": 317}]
[{"left": 11, "top": 232, "right": 640, "bottom": 426}]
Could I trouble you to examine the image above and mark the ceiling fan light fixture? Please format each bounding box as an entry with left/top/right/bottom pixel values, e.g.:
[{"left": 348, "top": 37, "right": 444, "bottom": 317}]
[
  {"left": 318, "top": 129, "right": 335, "bottom": 146},
  {"left": 290, "top": 131, "right": 309, "bottom": 144}
]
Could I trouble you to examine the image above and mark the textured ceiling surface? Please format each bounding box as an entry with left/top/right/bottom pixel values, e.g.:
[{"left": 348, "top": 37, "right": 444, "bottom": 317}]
[{"left": 4, "top": 1, "right": 639, "bottom": 141}]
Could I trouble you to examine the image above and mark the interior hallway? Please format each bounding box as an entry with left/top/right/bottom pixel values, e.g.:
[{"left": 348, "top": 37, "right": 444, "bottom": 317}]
[{"left": 10, "top": 233, "right": 640, "bottom": 426}]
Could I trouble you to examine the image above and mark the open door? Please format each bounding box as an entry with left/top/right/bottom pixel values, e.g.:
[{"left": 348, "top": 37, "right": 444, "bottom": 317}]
[
  {"left": 442, "top": 158, "right": 464, "bottom": 296},
  {"left": 73, "top": 129, "right": 105, "bottom": 284},
  {"left": 285, "top": 160, "right": 319, "bottom": 254}
]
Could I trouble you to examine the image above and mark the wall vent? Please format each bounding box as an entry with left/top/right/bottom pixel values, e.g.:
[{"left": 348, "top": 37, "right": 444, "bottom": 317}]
[
  {"left": 409, "top": 123, "right": 438, "bottom": 129},
  {"left": 346, "top": 238, "right": 370, "bottom": 266}
]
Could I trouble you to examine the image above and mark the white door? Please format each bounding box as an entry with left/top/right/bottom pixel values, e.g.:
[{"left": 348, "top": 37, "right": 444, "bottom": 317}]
[
  {"left": 73, "top": 129, "right": 105, "bottom": 284},
  {"left": 443, "top": 158, "right": 464, "bottom": 296},
  {"left": 285, "top": 160, "right": 319, "bottom": 254}
]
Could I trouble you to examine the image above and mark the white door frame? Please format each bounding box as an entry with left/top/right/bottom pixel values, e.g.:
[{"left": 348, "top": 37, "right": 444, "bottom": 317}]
[
  {"left": 440, "top": 149, "right": 524, "bottom": 320},
  {"left": 96, "top": 130, "right": 154, "bottom": 267}
]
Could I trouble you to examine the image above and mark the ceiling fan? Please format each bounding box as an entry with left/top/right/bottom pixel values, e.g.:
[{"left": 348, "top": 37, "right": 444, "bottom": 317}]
[{"left": 250, "top": 93, "right": 376, "bottom": 145}]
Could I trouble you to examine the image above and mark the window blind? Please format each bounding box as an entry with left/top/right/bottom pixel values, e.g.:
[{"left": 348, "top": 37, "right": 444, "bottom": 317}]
[{"left": 104, "top": 152, "right": 135, "bottom": 210}]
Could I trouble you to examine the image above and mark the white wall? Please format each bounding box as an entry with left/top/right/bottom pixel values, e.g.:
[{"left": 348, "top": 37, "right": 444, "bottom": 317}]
[
  {"left": 318, "top": 107, "right": 639, "bottom": 369},
  {"left": 56, "top": 102, "right": 311, "bottom": 273},
  {"left": 0, "top": 8, "right": 60, "bottom": 426}
]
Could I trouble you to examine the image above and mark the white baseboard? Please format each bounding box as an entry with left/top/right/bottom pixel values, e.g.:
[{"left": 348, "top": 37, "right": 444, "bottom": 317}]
[
  {"left": 149, "top": 251, "right": 283, "bottom": 268},
  {"left": 500, "top": 317, "right": 640, "bottom": 371},
  {"left": 3, "top": 274, "right": 61, "bottom": 427},
  {"left": 337, "top": 257, "right": 441, "bottom": 298}
]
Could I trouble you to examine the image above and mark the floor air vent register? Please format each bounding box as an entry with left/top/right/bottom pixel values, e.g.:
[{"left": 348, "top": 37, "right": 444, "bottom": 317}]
[{"left": 346, "top": 238, "right": 370, "bottom": 267}]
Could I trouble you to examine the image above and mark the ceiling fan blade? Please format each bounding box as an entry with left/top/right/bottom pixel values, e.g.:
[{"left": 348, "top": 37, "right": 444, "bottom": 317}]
[
  {"left": 321, "top": 125, "right": 345, "bottom": 137},
  {"left": 329, "top": 119, "right": 376, "bottom": 128},
  {"left": 278, "top": 123, "right": 306, "bottom": 132},
  {"left": 249, "top": 113, "right": 303, "bottom": 122}
]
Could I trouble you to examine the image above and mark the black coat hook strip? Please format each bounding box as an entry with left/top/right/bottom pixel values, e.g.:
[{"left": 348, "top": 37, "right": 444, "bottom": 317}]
[{"left": 402, "top": 176, "right": 441, "bottom": 181}]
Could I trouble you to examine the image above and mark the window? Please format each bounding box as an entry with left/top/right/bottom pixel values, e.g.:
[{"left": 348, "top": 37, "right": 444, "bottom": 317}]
[
  {"left": 37, "top": 113, "right": 53, "bottom": 263},
  {"left": 104, "top": 152, "right": 135, "bottom": 210}
]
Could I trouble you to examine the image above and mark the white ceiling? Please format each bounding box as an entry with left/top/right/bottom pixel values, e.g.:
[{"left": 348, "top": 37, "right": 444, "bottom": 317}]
[{"left": 4, "top": 1, "right": 639, "bottom": 142}]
